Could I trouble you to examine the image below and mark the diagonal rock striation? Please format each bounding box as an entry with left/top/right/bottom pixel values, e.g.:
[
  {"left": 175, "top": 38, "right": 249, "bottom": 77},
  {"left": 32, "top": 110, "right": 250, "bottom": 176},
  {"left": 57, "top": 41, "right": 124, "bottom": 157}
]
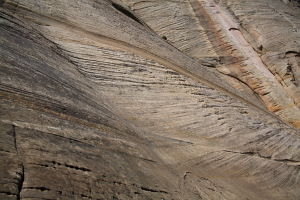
[
  {"left": 124, "top": 0, "right": 300, "bottom": 129},
  {"left": 1, "top": 0, "right": 300, "bottom": 199}
]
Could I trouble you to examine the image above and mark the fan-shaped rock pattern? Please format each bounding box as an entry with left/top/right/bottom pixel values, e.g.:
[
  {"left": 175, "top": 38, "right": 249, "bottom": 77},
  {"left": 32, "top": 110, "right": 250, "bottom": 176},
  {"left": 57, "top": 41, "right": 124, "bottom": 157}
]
[
  {"left": 123, "top": 0, "right": 300, "bottom": 129},
  {"left": 1, "top": 0, "right": 300, "bottom": 199}
]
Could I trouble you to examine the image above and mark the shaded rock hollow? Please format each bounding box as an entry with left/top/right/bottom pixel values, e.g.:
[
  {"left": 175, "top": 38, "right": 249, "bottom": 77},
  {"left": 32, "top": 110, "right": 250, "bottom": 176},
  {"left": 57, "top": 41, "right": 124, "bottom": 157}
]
[{"left": 0, "top": 0, "right": 300, "bottom": 199}]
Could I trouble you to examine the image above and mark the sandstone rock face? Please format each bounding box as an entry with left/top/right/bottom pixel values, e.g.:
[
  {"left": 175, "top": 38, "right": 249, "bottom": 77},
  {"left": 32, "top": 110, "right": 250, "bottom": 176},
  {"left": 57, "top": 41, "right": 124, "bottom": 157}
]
[
  {"left": 123, "top": 0, "right": 300, "bottom": 129},
  {"left": 1, "top": 0, "right": 300, "bottom": 199}
]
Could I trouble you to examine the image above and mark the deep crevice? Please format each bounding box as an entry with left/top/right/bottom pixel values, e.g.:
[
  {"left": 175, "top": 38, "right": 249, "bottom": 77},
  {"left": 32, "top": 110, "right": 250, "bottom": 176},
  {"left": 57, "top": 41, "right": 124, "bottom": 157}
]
[
  {"left": 64, "top": 163, "right": 91, "bottom": 172},
  {"left": 140, "top": 187, "right": 168, "bottom": 194},
  {"left": 285, "top": 51, "right": 299, "bottom": 56},
  {"left": 229, "top": 27, "right": 239, "bottom": 31},
  {"left": 274, "top": 158, "right": 300, "bottom": 164},
  {"left": 16, "top": 162, "right": 24, "bottom": 200},
  {"left": 51, "top": 161, "right": 92, "bottom": 172},
  {"left": 0, "top": 191, "right": 17, "bottom": 196},
  {"left": 112, "top": 3, "right": 143, "bottom": 25},
  {"left": 222, "top": 150, "right": 300, "bottom": 165},
  {"left": 80, "top": 193, "right": 92, "bottom": 199},
  {"left": 23, "top": 187, "right": 50, "bottom": 191},
  {"left": 11, "top": 125, "right": 25, "bottom": 200}
]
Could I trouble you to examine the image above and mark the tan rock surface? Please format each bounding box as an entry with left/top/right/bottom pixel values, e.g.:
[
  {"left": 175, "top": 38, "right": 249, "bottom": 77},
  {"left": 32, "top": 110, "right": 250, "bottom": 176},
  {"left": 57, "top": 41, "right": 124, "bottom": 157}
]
[
  {"left": 1, "top": 0, "right": 300, "bottom": 199},
  {"left": 218, "top": 0, "right": 300, "bottom": 128},
  {"left": 123, "top": 0, "right": 300, "bottom": 128}
]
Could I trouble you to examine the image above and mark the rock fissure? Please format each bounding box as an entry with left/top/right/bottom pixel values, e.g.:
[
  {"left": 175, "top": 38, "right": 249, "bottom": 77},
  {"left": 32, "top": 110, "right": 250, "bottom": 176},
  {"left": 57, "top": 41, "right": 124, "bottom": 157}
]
[
  {"left": 0, "top": 191, "right": 15, "bottom": 196},
  {"left": 11, "top": 125, "right": 25, "bottom": 200},
  {"left": 23, "top": 187, "right": 50, "bottom": 191},
  {"left": 111, "top": 3, "right": 143, "bottom": 25},
  {"left": 222, "top": 150, "right": 300, "bottom": 166},
  {"left": 140, "top": 186, "right": 168, "bottom": 194}
]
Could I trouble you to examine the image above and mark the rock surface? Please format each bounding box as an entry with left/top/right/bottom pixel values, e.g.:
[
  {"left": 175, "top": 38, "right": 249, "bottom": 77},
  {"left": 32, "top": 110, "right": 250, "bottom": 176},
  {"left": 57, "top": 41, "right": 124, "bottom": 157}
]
[
  {"left": 123, "top": 0, "right": 300, "bottom": 128},
  {"left": 1, "top": 0, "right": 300, "bottom": 199}
]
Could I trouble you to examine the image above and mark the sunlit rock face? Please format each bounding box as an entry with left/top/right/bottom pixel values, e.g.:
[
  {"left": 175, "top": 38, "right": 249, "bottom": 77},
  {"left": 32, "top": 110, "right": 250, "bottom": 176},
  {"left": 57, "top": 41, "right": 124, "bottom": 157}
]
[
  {"left": 1, "top": 0, "right": 300, "bottom": 199},
  {"left": 122, "top": 0, "right": 300, "bottom": 129}
]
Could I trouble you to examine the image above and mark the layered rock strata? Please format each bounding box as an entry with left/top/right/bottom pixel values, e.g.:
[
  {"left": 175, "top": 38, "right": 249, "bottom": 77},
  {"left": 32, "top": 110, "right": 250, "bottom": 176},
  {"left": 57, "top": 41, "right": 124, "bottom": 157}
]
[
  {"left": 1, "top": 0, "right": 300, "bottom": 199},
  {"left": 123, "top": 0, "right": 300, "bottom": 128}
]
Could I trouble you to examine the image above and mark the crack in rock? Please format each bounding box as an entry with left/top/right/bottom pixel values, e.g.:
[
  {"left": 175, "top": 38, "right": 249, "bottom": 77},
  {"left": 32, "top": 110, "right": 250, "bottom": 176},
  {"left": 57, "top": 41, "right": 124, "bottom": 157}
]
[
  {"left": 12, "top": 125, "right": 25, "bottom": 200},
  {"left": 222, "top": 150, "right": 300, "bottom": 166}
]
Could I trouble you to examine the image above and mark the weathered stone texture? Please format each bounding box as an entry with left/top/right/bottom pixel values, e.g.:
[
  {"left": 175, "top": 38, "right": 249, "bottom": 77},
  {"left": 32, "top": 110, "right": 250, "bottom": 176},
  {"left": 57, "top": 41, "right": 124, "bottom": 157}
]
[
  {"left": 221, "top": 0, "right": 300, "bottom": 128},
  {"left": 123, "top": 0, "right": 300, "bottom": 128},
  {"left": 1, "top": 0, "right": 300, "bottom": 199}
]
